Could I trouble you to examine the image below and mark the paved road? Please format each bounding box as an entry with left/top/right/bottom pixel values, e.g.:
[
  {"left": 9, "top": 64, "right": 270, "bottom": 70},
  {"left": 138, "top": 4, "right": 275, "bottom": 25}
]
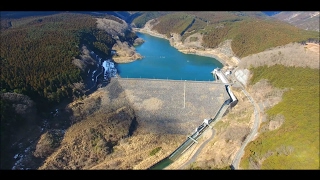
[
  {"left": 173, "top": 67, "right": 261, "bottom": 170},
  {"left": 230, "top": 68, "right": 261, "bottom": 169}
]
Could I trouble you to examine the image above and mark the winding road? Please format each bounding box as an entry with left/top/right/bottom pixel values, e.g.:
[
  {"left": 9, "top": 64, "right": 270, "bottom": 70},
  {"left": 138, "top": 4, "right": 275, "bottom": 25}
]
[
  {"left": 230, "top": 68, "right": 261, "bottom": 169},
  {"left": 173, "top": 67, "right": 261, "bottom": 170}
]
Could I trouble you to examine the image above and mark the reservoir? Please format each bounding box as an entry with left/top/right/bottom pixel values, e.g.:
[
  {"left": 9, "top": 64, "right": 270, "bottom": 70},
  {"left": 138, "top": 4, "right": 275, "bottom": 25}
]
[
  {"left": 117, "top": 32, "right": 223, "bottom": 81},
  {"left": 115, "top": 32, "right": 225, "bottom": 170}
]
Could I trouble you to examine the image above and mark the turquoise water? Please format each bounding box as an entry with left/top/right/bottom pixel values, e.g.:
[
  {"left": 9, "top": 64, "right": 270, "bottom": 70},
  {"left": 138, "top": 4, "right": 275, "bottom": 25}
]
[
  {"left": 117, "top": 32, "right": 223, "bottom": 81},
  {"left": 148, "top": 158, "right": 173, "bottom": 170}
]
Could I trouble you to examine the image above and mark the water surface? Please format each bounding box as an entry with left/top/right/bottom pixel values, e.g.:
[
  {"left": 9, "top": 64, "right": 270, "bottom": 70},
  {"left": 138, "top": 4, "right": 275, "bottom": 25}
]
[{"left": 117, "top": 32, "right": 223, "bottom": 81}]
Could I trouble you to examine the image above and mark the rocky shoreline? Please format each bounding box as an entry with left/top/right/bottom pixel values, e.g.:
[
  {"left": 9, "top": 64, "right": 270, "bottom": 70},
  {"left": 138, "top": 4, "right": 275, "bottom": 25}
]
[{"left": 132, "top": 26, "right": 240, "bottom": 69}]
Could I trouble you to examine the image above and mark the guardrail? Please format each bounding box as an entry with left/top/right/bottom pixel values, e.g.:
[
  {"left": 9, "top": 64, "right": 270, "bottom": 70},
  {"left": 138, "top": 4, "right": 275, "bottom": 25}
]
[{"left": 117, "top": 77, "right": 234, "bottom": 85}]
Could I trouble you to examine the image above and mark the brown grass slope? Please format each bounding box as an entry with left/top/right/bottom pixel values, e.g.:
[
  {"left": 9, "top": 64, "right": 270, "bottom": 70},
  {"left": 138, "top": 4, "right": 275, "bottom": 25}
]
[
  {"left": 36, "top": 79, "right": 189, "bottom": 169},
  {"left": 38, "top": 106, "right": 134, "bottom": 169},
  {"left": 37, "top": 79, "right": 135, "bottom": 169}
]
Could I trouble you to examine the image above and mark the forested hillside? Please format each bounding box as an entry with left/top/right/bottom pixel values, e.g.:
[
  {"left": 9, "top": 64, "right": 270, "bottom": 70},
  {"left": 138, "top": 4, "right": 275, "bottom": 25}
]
[
  {"left": 0, "top": 12, "right": 125, "bottom": 110},
  {"left": 130, "top": 11, "right": 173, "bottom": 28},
  {"left": 241, "top": 65, "right": 319, "bottom": 169},
  {"left": 132, "top": 11, "right": 319, "bottom": 58},
  {"left": 1, "top": 11, "right": 319, "bottom": 170},
  {"left": 224, "top": 18, "right": 319, "bottom": 57},
  {"left": 0, "top": 12, "right": 142, "bottom": 169}
]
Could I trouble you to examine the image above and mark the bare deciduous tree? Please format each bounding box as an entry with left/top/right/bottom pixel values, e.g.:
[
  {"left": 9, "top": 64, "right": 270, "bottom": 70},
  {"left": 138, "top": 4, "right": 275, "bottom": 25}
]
[
  {"left": 96, "top": 18, "right": 129, "bottom": 38},
  {"left": 0, "top": 92, "right": 36, "bottom": 119},
  {"left": 238, "top": 42, "right": 319, "bottom": 69}
]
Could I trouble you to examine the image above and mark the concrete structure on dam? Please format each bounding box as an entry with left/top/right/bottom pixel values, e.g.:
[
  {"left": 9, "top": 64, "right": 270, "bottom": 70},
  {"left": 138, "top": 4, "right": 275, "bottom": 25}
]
[
  {"left": 148, "top": 68, "right": 238, "bottom": 168},
  {"left": 103, "top": 77, "right": 230, "bottom": 135}
]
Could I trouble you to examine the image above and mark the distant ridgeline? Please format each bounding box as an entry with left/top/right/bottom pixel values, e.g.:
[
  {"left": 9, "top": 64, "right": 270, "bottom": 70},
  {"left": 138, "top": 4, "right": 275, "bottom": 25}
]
[
  {"left": 1, "top": 11, "right": 319, "bottom": 111},
  {"left": 131, "top": 11, "right": 319, "bottom": 57},
  {"left": 0, "top": 12, "right": 138, "bottom": 111}
]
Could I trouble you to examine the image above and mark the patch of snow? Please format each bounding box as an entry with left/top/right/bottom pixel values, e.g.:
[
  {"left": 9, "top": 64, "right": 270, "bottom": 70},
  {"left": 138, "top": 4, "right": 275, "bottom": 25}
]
[
  {"left": 24, "top": 147, "right": 30, "bottom": 153},
  {"left": 88, "top": 51, "right": 118, "bottom": 82},
  {"left": 14, "top": 154, "right": 19, "bottom": 159},
  {"left": 310, "top": 12, "right": 320, "bottom": 18},
  {"left": 102, "top": 60, "right": 117, "bottom": 80},
  {"left": 284, "top": 12, "right": 301, "bottom": 22}
]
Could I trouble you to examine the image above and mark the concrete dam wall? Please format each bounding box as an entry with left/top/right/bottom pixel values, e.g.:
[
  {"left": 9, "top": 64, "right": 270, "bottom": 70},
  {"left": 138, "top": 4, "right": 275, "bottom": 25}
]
[{"left": 103, "top": 78, "right": 230, "bottom": 135}]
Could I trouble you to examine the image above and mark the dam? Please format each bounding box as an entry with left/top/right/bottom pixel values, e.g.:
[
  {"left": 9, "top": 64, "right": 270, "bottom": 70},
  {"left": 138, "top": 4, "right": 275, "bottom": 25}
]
[
  {"left": 100, "top": 68, "right": 236, "bottom": 169},
  {"left": 104, "top": 72, "right": 231, "bottom": 135}
]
